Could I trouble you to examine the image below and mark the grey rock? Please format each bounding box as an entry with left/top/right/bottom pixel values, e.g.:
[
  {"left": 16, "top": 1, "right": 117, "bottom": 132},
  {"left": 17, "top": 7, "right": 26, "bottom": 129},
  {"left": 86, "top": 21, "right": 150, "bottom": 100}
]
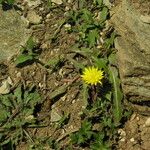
[
  {"left": 111, "top": 0, "right": 150, "bottom": 113},
  {"left": 145, "top": 117, "right": 150, "bottom": 127},
  {"left": 0, "top": 7, "right": 31, "bottom": 61},
  {"left": 0, "top": 77, "right": 12, "bottom": 94},
  {"left": 50, "top": 108, "right": 62, "bottom": 122},
  {"left": 27, "top": 10, "right": 42, "bottom": 24}
]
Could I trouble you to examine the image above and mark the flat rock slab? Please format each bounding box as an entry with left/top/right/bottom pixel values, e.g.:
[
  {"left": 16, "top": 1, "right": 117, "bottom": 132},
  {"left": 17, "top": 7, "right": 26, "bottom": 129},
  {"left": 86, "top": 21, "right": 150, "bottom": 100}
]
[
  {"left": 0, "top": 6, "right": 31, "bottom": 61},
  {"left": 112, "top": 0, "right": 150, "bottom": 114}
]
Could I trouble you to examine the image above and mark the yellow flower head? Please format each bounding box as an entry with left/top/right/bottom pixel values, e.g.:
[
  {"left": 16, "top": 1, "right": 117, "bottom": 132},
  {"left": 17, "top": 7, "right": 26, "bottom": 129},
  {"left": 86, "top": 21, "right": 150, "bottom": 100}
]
[{"left": 81, "top": 66, "right": 104, "bottom": 85}]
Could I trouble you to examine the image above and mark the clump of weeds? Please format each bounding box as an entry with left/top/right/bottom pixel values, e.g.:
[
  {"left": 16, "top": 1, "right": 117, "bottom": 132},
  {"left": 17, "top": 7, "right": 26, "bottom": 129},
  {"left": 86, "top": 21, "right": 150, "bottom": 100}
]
[{"left": 0, "top": 0, "right": 131, "bottom": 149}]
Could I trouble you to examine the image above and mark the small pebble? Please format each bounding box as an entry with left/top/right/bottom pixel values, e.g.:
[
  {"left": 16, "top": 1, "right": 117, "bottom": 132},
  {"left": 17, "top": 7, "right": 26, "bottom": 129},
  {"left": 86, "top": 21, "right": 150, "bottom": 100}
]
[
  {"left": 65, "top": 6, "right": 70, "bottom": 11},
  {"left": 118, "top": 129, "right": 126, "bottom": 137},
  {"left": 27, "top": 10, "right": 42, "bottom": 24},
  {"left": 130, "top": 138, "right": 135, "bottom": 142},
  {"left": 136, "top": 116, "right": 140, "bottom": 121},
  {"left": 120, "top": 138, "right": 125, "bottom": 142},
  {"left": 46, "top": 13, "right": 51, "bottom": 19},
  {"left": 72, "top": 100, "right": 76, "bottom": 104},
  {"left": 39, "top": 7, "right": 44, "bottom": 11},
  {"left": 130, "top": 113, "right": 137, "bottom": 121},
  {"left": 145, "top": 117, "right": 150, "bottom": 127}
]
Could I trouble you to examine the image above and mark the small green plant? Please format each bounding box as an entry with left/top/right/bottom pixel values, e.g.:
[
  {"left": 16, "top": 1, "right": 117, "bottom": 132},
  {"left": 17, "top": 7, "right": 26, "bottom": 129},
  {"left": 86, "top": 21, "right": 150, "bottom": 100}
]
[
  {"left": 66, "top": 2, "right": 108, "bottom": 48},
  {"left": 15, "top": 37, "right": 39, "bottom": 67},
  {"left": 64, "top": 0, "right": 124, "bottom": 149},
  {"left": 0, "top": 85, "right": 41, "bottom": 147},
  {"left": 70, "top": 120, "right": 94, "bottom": 145}
]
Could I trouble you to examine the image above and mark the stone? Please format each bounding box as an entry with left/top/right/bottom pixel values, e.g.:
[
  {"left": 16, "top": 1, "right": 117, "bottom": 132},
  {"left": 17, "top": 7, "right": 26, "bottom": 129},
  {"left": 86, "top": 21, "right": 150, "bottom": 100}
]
[
  {"left": 145, "top": 118, "right": 150, "bottom": 127},
  {"left": 50, "top": 108, "right": 62, "bottom": 122},
  {"left": 0, "top": 77, "right": 12, "bottom": 94},
  {"left": 130, "top": 138, "right": 135, "bottom": 142},
  {"left": 140, "top": 15, "right": 150, "bottom": 24},
  {"left": 111, "top": 0, "right": 150, "bottom": 114},
  {"left": 0, "top": 6, "right": 30, "bottom": 61},
  {"left": 24, "top": 0, "right": 41, "bottom": 8},
  {"left": 27, "top": 10, "right": 42, "bottom": 24},
  {"left": 51, "top": 0, "right": 63, "bottom": 5}
]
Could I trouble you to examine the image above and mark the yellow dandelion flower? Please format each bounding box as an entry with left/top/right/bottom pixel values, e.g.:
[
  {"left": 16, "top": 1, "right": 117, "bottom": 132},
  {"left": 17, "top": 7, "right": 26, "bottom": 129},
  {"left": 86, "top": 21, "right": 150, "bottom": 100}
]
[{"left": 81, "top": 66, "right": 104, "bottom": 85}]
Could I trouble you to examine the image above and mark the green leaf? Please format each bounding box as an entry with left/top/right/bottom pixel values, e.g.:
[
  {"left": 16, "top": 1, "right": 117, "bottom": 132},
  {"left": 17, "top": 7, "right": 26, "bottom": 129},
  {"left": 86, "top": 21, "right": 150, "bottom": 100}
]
[
  {"left": 0, "top": 0, "right": 3, "bottom": 4},
  {"left": 87, "top": 29, "right": 99, "bottom": 47},
  {"left": 96, "top": 0, "right": 103, "bottom": 6},
  {"left": 108, "top": 52, "right": 117, "bottom": 66},
  {"left": 24, "top": 91, "right": 41, "bottom": 108},
  {"left": 80, "top": 120, "right": 92, "bottom": 132},
  {"left": 44, "top": 56, "right": 64, "bottom": 72},
  {"left": 0, "top": 108, "right": 9, "bottom": 122},
  {"left": 7, "top": 0, "right": 15, "bottom": 5},
  {"left": 15, "top": 54, "right": 34, "bottom": 65},
  {"left": 0, "top": 95, "right": 12, "bottom": 107},
  {"left": 47, "top": 0, "right": 52, "bottom": 7},
  {"left": 26, "top": 37, "right": 35, "bottom": 51},
  {"left": 108, "top": 66, "right": 123, "bottom": 126},
  {"left": 92, "top": 57, "right": 108, "bottom": 72},
  {"left": 78, "top": 0, "right": 85, "bottom": 9},
  {"left": 82, "top": 9, "right": 93, "bottom": 23},
  {"left": 71, "top": 120, "right": 93, "bottom": 145},
  {"left": 71, "top": 47, "right": 93, "bottom": 58},
  {"left": 105, "top": 91, "right": 112, "bottom": 101},
  {"left": 100, "top": 7, "right": 108, "bottom": 23},
  {"left": 67, "top": 57, "right": 85, "bottom": 70},
  {"left": 104, "top": 32, "right": 116, "bottom": 49},
  {"left": 14, "top": 86, "right": 22, "bottom": 104}
]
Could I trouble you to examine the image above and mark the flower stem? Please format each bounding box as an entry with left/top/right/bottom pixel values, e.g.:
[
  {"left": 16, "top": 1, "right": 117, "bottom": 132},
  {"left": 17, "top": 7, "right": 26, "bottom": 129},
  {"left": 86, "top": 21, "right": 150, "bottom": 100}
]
[{"left": 91, "top": 85, "right": 97, "bottom": 102}]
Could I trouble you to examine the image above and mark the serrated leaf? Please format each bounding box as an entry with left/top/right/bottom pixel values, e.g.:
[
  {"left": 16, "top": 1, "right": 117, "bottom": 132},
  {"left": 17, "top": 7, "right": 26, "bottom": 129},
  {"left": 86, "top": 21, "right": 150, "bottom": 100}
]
[
  {"left": 80, "top": 120, "right": 92, "bottom": 133},
  {"left": 108, "top": 66, "right": 123, "bottom": 126},
  {"left": 0, "top": 108, "right": 9, "bottom": 122},
  {"left": 96, "top": 0, "right": 103, "bottom": 6},
  {"left": 82, "top": 9, "right": 93, "bottom": 23},
  {"left": 14, "top": 86, "right": 22, "bottom": 104},
  {"left": 15, "top": 54, "right": 34, "bottom": 65},
  {"left": 26, "top": 37, "right": 35, "bottom": 51},
  {"left": 100, "top": 7, "right": 108, "bottom": 23},
  {"left": 87, "top": 29, "right": 99, "bottom": 47},
  {"left": 108, "top": 52, "right": 117, "bottom": 66},
  {"left": 25, "top": 91, "right": 41, "bottom": 108},
  {"left": 0, "top": 95, "right": 12, "bottom": 107},
  {"left": 71, "top": 47, "right": 92, "bottom": 58},
  {"left": 92, "top": 57, "right": 108, "bottom": 72},
  {"left": 105, "top": 91, "right": 112, "bottom": 101},
  {"left": 67, "top": 57, "right": 84, "bottom": 70},
  {"left": 104, "top": 32, "right": 116, "bottom": 49}
]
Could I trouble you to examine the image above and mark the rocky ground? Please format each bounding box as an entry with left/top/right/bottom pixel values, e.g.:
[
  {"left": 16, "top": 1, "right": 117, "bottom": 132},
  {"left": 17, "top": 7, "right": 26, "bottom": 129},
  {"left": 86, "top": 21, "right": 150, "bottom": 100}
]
[{"left": 0, "top": 0, "right": 150, "bottom": 150}]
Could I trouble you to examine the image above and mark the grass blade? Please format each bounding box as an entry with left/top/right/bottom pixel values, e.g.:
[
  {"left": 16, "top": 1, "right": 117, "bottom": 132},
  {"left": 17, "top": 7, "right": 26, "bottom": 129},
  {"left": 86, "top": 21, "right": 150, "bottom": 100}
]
[{"left": 108, "top": 66, "right": 123, "bottom": 126}]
